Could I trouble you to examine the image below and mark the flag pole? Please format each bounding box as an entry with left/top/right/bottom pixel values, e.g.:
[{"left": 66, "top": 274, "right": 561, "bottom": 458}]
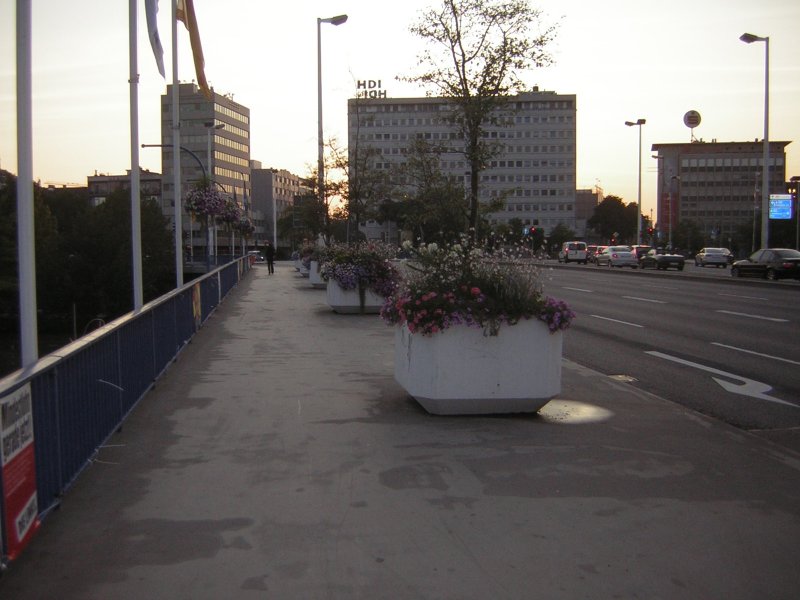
[
  {"left": 16, "top": 0, "right": 38, "bottom": 368},
  {"left": 129, "top": 0, "right": 144, "bottom": 310},
  {"left": 172, "top": 0, "right": 183, "bottom": 287}
]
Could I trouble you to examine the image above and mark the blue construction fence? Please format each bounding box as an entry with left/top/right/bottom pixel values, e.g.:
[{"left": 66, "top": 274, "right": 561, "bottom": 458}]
[{"left": 0, "top": 257, "right": 252, "bottom": 565}]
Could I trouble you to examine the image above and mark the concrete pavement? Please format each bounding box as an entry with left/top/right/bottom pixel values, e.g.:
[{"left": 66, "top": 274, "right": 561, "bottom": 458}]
[{"left": 1, "top": 262, "right": 799, "bottom": 599}]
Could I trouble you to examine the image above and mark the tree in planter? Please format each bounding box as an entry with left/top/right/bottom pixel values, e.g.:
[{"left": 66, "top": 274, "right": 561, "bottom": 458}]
[{"left": 401, "top": 0, "right": 557, "bottom": 240}]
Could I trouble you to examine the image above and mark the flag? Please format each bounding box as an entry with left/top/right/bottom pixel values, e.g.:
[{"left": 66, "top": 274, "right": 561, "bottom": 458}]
[
  {"left": 176, "top": 0, "right": 211, "bottom": 99},
  {"left": 144, "top": 0, "right": 165, "bottom": 77}
]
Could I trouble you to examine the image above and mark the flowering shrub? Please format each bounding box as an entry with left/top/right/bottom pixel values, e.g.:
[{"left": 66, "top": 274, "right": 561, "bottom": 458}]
[
  {"left": 320, "top": 242, "right": 400, "bottom": 298},
  {"left": 381, "top": 239, "right": 574, "bottom": 336}
]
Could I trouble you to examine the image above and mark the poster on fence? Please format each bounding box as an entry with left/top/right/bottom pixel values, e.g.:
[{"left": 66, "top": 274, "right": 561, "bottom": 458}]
[{"left": 1, "top": 383, "right": 40, "bottom": 560}]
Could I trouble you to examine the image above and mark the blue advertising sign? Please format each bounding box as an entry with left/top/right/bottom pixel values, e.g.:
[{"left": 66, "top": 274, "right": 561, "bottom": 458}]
[{"left": 769, "top": 195, "right": 792, "bottom": 220}]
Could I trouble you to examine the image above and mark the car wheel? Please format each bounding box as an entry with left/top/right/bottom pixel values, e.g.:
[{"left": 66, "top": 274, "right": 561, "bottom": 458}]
[
  {"left": 766, "top": 269, "right": 777, "bottom": 281},
  {"left": 678, "top": 265, "right": 684, "bottom": 271},
  {"left": 731, "top": 267, "right": 740, "bottom": 278}
]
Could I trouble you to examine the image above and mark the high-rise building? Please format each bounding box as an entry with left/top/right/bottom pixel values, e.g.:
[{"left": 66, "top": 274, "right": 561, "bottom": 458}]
[
  {"left": 652, "top": 140, "right": 790, "bottom": 251},
  {"left": 158, "top": 83, "right": 251, "bottom": 258},
  {"left": 347, "top": 89, "right": 577, "bottom": 236}
]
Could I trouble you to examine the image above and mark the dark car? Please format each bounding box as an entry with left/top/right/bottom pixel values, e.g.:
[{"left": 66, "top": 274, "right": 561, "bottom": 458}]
[
  {"left": 731, "top": 248, "right": 800, "bottom": 280},
  {"left": 639, "top": 248, "right": 685, "bottom": 271}
]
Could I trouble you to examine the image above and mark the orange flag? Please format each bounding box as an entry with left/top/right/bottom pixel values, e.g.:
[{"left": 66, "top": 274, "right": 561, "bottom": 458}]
[{"left": 176, "top": 0, "right": 211, "bottom": 99}]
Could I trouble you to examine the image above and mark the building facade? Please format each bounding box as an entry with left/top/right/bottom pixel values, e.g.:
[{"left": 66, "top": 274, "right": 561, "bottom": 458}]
[
  {"left": 651, "top": 140, "right": 789, "bottom": 251},
  {"left": 158, "top": 83, "right": 251, "bottom": 258},
  {"left": 87, "top": 168, "right": 162, "bottom": 207},
  {"left": 346, "top": 89, "right": 577, "bottom": 236},
  {"left": 250, "top": 163, "right": 309, "bottom": 250}
]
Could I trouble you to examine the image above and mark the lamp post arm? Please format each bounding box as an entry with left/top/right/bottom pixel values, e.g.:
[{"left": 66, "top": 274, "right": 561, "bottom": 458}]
[{"left": 142, "top": 143, "right": 206, "bottom": 180}]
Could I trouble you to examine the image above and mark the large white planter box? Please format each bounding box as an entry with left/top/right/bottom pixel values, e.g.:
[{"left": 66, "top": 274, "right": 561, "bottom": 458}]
[
  {"left": 309, "top": 261, "right": 326, "bottom": 288},
  {"left": 394, "top": 320, "right": 562, "bottom": 415},
  {"left": 326, "top": 281, "right": 384, "bottom": 314}
]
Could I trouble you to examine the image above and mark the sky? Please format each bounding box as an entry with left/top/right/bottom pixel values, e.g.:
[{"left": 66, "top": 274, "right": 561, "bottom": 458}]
[{"left": 1, "top": 0, "right": 799, "bottom": 223}]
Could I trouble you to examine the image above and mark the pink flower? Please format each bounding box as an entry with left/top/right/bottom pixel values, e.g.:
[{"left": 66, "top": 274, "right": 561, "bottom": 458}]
[{"left": 471, "top": 287, "right": 481, "bottom": 296}]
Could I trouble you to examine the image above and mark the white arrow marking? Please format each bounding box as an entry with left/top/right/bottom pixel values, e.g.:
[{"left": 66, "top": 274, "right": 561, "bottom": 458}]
[
  {"left": 645, "top": 351, "right": 797, "bottom": 407},
  {"left": 711, "top": 342, "right": 800, "bottom": 367}
]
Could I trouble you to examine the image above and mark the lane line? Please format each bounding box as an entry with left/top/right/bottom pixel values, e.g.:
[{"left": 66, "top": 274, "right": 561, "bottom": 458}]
[
  {"left": 718, "top": 292, "right": 768, "bottom": 301},
  {"left": 563, "top": 286, "right": 593, "bottom": 292},
  {"left": 716, "top": 310, "right": 788, "bottom": 323},
  {"left": 590, "top": 315, "right": 644, "bottom": 328},
  {"left": 623, "top": 296, "right": 667, "bottom": 304},
  {"left": 711, "top": 342, "right": 800, "bottom": 367}
]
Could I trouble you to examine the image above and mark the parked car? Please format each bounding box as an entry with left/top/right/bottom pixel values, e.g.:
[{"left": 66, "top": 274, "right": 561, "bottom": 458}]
[
  {"left": 630, "top": 245, "right": 653, "bottom": 263},
  {"left": 694, "top": 247, "right": 728, "bottom": 268},
  {"left": 731, "top": 248, "right": 800, "bottom": 280},
  {"left": 247, "top": 250, "right": 265, "bottom": 263},
  {"left": 588, "top": 245, "right": 607, "bottom": 264},
  {"left": 639, "top": 248, "right": 685, "bottom": 271},
  {"left": 595, "top": 245, "right": 638, "bottom": 268},
  {"left": 558, "top": 241, "right": 588, "bottom": 264}
]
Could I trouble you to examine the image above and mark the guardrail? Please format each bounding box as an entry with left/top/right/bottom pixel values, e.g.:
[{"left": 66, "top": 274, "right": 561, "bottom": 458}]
[{"left": 0, "top": 257, "right": 252, "bottom": 564}]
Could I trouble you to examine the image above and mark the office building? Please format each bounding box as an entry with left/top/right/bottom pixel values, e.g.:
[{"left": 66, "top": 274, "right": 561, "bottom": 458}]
[
  {"left": 347, "top": 89, "right": 577, "bottom": 236},
  {"left": 158, "top": 83, "right": 251, "bottom": 257},
  {"left": 652, "top": 140, "right": 789, "bottom": 251},
  {"left": 250, "top": 163, "right": 309, "bottom": 250}
]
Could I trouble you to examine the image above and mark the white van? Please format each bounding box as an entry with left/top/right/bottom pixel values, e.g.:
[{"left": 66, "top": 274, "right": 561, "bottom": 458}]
[{"left": 558, "top": 241, "right": 588, "bottom": 264}]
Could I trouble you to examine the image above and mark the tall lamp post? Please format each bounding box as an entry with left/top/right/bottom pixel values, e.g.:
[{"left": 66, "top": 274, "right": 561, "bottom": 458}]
[
  {"left": 205, "top": 122, "right": 224, "bottom": 261},
  {"left": 317, "top": 14, "right": 348, "bottom": 242},
  {"left": 625, "top": 118, "right": 646, "bottom": 244},
  {"left": 669, "top": 176, "right": 680, "bottom": 250},
  {"left": 740, "top": 32, "right": 770, "bottom": 249}
]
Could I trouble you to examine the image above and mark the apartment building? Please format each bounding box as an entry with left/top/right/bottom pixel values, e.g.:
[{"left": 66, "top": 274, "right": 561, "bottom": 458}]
[
  {"left": 347, "top": 89, "right": 577, "bottom": 236},
  {"left": 250, "top": 163, "right": 309, "bottom": 249}
]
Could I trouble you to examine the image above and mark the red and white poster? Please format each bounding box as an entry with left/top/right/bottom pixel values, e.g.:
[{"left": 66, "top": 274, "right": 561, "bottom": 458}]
[{"left": 1, "top": 383, "right": 40, "bottom": 560}]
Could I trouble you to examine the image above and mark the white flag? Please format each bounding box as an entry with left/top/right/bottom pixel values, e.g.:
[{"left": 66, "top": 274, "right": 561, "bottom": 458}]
[{"left": 145, "top": 0, "right": 165, "bottom": 77}]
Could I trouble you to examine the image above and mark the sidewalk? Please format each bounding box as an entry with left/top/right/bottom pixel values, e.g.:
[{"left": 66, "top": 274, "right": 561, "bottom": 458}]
[{"left": 1, "top": 262, "right": 799, "bottom": 599}]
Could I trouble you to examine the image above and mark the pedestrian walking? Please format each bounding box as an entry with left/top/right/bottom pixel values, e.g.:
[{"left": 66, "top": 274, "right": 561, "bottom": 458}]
[{"left": 265, "top": 241, "right": 275, "bottom": 274}]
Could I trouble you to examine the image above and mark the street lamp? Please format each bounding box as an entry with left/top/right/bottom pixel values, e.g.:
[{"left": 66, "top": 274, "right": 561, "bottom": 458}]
[
  {"left": 205, "top": 123, "right": 225, "bottom": 262},
  {"left": 317, "top": 14, "right": 348, "bottom": 241},
  {"left": 740, "top": 32, "right": 770, "bottom": 249},
  {"left": 205, "top": 122, "right": 225, "bottom": 181},
  {"left": 625, "top": 118, "right": 646, "bottom": 244}
]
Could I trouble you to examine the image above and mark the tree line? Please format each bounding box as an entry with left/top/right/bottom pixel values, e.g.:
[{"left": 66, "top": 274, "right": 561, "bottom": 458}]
[{"left": 0, "top": 171, "right": 175, "bottom": 375}]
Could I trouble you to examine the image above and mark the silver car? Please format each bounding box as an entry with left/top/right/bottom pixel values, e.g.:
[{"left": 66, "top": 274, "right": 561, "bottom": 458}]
[
  {"left": 595, "top": 245, "right": 639, "bottom": 268},
  {"left": 695, "top": 248, "right": 728, "bottom": 268}
]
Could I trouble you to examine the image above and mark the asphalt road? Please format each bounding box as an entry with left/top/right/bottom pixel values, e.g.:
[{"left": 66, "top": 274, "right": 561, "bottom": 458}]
[{"left": 540, "top": 260, "right": 800, "bottom": 450}]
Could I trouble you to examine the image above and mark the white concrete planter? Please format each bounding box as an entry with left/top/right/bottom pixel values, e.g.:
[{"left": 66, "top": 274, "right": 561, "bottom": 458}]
[
  {"left": 326, "top": 280, "right": 384, "bottom": 314},
  {"left": 309, "top": 261, "right": 326, "bottom": 289},
  {"left": 394, "top": 320, "right": 562, "bottom": 415},
  {"left": 298, "top": 263, "right": 310, "bottom": 277}
]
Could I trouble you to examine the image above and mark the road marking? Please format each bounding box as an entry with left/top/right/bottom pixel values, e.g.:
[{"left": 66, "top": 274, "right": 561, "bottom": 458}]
[
  {"left": 718, "top": 292, "right": 768, "bottom": 301},
  {"left": 590, "top": 315, "right": 644, "bottom": 328},
  {"left": 646, "top": 350, "right": 796, "bottom": 407},
  {"left": 711, "top": 342, "right": 800, "bottom": 366},
  {"left": 623, "top": 296, "right": 667, "bottom": 304},
  {"left": 563, "top": 286, "right": 593, "bottom": 293},
  {"left": 716, "top": 310, "right": 788, "bottom": 322}
]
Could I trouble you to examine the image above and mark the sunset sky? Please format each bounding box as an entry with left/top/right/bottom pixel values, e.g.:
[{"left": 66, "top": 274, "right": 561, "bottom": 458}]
[{"left": 1, "top": 0, "right": 799, "bottom": 222}]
